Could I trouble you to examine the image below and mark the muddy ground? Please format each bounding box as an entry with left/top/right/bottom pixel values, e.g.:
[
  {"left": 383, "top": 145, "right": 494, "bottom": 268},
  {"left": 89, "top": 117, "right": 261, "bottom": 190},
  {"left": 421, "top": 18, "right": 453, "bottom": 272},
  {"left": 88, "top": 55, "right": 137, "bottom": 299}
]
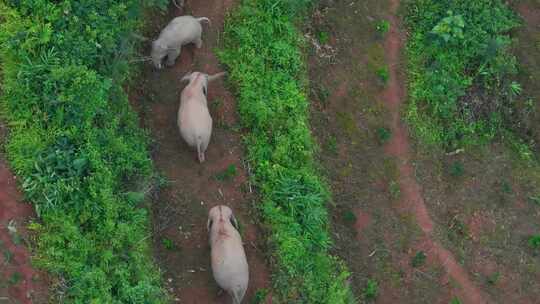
[
  {"left": 129, "top": 1, "right": 272, "bottom": 303},
  {"left": 308, "top": 0, "right": 540, "bottom": 303}
]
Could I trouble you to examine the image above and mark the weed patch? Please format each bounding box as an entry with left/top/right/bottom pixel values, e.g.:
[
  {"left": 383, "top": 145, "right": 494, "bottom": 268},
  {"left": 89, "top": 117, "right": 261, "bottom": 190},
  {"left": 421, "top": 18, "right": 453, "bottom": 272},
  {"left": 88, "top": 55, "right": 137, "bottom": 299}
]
[
  {"left": 411, "top": 251, "right": 427, "bottom": 268},
  {"left": 449, "top": 161, "right": 464, "bottom": 177},
  {"left": 0, "top": 0, "right": 168, "bottom": 301},
  {"left": 362, "top": 278, "right": 379, "bottom": 300},
  {"left": 376, "top": 20, "right": 390, "bottom": 37},
  {"left": 219, "top": 0, "right": 353, "bottom": 302},
  {"left": 528, "top": 235, "right": 540, "bottom": 250},
  {"left": 215, "top": 164, "right": 238, "bottom": 181},
  {"left": 405, "top": 0, "right": 523, "bottom": 150},
  {"left": 376, "top": 66, "right": 390, "bottom": 85},
  {"left": 376, "top": 127, "right": 392, "bottom": 144},
  {"left": 450, "top": 297, "right": 462, "bottom": 304}
]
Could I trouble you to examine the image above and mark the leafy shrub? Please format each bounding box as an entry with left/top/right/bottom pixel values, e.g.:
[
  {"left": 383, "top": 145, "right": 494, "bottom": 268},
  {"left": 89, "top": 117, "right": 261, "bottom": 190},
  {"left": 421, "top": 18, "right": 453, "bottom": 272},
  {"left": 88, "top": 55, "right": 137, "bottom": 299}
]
[
  {"left": 0, "top": 0, "right": 167, "bottom": 302},
  {"left": 405, "top": 0, "right": 521, "bottom": 149},
  {"left": 342, "top": 210, "right": 357, "bottom": 225},
  {"left": 528, "top": 235, "right": 540, "bottom": 250},
  {"left": 411, "top": 251, "right": 427, "bottom": 267},
  {"left": 362, "top": 279, "right": 378, "bottom": 300},
  {"left": 376, "top": 66, "right": 389, "bottom": 84},
  {"left": 376, "top": 127, "right": 392, "bottom": 143},
  {"left": 376, "top": 20, "right": 390, "bottom": 37},
  {"left": 318, "top": 31, "right": 330, "bottom": 44},
  {"left": 219, "top": 0, "right": 354, "bottom": 302}
]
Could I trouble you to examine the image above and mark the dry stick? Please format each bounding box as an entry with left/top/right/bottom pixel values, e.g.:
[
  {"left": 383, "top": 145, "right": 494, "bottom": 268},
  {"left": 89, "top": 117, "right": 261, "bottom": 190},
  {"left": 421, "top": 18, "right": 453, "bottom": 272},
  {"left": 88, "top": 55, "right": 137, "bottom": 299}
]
[{"left": 446, "top": 148, "right": 465, "bottom": 156}]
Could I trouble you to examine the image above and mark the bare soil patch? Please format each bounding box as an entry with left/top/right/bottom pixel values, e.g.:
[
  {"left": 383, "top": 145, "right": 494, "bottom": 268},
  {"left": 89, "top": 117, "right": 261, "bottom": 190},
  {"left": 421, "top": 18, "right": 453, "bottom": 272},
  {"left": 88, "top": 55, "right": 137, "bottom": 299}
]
[{"left": 305, "top": 0, "right": 540, "bottom": 303}]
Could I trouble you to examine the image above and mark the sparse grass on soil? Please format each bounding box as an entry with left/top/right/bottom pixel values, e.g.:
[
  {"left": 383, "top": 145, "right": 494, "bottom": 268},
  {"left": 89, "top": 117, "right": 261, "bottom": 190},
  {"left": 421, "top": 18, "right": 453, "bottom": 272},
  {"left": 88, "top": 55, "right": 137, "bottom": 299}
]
[{"left": 307, "top": 0, "right": 454, "bottom": 302}]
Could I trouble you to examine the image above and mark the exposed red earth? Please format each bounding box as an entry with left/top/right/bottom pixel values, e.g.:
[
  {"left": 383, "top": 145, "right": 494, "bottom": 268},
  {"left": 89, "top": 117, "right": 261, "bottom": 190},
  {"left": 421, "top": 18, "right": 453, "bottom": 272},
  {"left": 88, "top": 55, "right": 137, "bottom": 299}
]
[
  {"left": 129, "top": 1, "right": 272, "bottom": 303},
  {"left": 0, "top": 158, "right": 48, "bottom": 303},
  {"left": 380, "top": 1, "right": 490, "bottom": 303}
]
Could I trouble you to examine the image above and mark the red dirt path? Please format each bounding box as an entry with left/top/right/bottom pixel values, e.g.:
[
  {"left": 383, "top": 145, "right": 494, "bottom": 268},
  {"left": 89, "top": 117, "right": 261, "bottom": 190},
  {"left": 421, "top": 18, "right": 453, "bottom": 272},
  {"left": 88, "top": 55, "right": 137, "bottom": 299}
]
[
  {"left": 0, "top": 158, "right": 48, "bottom": 303},
  {"left": 130, "top": 1, "right": 272, "bottom": 303},
  {"left": 380, "top": 1, "right": 490, "bottom": 303}
]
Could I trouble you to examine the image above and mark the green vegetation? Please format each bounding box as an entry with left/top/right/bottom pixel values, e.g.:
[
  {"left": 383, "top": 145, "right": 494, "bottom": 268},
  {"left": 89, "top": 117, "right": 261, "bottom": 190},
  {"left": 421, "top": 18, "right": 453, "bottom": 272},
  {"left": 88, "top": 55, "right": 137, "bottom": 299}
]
[
  {"left": 8, "top": 272, "right": 22, "bottom": 286},
  {"left": 376, "top": 127, "right": 392, "bottom": 144},
  {"left": 252, "top": 288, "right": 270, "bottom": 304},
  {"left": 362, "top": 279, "right": 379, "bottom": 300},
  {"left": 450, "top": 297, "right": 462, "bottom": 304},
  {"left": 318, "top": 31, "right": 330, "bottom": 44},
  {"left": 376, "top": 20, "right": 390, "bottom": 37},
  {"left": 162, "top": 238, "right": 176, "bottom": 250},
  {"left": 487, "top": 271, "right": 500, "bottom": 285},
  {"left": 376, "top": 66, "right": 389, "bottom": 84},
  {"left": 449, "top": 161, "right": 464, "bottom": 177},
  {"left": 0, "top": 0, "right": 167, "bottom": 302},
  {"left": 411, "top": 251, "right": 427, "bottom": 267},
  {"left": 326, "top": 136, "right": 338, "bottom": 154},
  {"left": 343, "top": 210, "right": 357, "bottom": 225},
  {"left": 219, "top": 0, "right": 353, "bottom": 302},
  {"left": 528, "top": 235, "right": 540, "bottom": 250},
  {"left": 405, "top": 1, "right": 524, "bottom": 150},
  {"left": 215, "top": 164, "right": 238, "bottom": 181},
  {"left": 389, "top": 180, "right": 401, "bottom": 199},
  {"left": 530, "top": 195, "right": 540, "bottom": 206}
]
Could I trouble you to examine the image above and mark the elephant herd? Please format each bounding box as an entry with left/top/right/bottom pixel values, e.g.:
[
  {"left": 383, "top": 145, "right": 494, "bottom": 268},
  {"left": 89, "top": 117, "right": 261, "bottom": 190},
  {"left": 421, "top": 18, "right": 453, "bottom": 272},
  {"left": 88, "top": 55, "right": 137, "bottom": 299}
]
[{"left": 150, "top": 15, "right": 249, "bottom": 304}]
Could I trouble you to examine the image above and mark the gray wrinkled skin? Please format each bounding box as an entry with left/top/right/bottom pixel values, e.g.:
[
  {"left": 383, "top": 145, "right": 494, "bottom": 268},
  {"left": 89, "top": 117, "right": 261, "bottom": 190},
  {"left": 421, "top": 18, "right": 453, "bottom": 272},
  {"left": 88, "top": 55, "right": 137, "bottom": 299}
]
[
  {"left": 177, "top": 71, "right": 225, "bottom": 163},
  {"left": 151, "top": 16, "right": 209, "bottom": 69},
  {"left": 207, "top": 205, "right": 249, "bottom": 304}
]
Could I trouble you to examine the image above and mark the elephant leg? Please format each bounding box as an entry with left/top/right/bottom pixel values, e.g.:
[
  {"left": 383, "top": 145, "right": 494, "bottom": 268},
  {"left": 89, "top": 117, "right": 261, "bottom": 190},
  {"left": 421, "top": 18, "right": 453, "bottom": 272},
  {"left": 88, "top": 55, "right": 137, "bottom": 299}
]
[
  {"left": 195, "top": 38, "right": 203, "bottom": 49},
  {"left": 166, "top": 48, "right": 181, "bottom": 66}
]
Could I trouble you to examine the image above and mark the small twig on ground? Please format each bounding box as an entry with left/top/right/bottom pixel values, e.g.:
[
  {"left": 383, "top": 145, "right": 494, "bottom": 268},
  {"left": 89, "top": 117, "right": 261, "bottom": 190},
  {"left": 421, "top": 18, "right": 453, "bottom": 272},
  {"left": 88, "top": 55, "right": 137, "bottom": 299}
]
[
  {"left": 446, "top": 148, "right": 465, "bottom": 156},
  {"left": 246, "top": 161, "right": 253, "bottom": 193},
  {"left": 368, "top": 248, "right": 389, "bottom": 257},
  {"left": 218, "top": 188, "right": 224, "bottom": 199}
]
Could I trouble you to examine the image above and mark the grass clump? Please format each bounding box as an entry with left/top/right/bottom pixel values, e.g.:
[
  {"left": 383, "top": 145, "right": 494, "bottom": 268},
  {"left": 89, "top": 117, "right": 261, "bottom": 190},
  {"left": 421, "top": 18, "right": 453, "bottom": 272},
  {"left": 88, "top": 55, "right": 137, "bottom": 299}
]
[
  {"left": 389, "top": 180, "right": 401, "bottom": 199},
  {"left": 450, "top": 297, "right": 462, "bottom": 304},
  {"left": 0, "top": 0, "right": 168, "bottom": 302},
  {"left": 362, "top": 279, "right": 379, "bottom": 300},
  {"left": 376, "top": 127, "right": 392, "bottom": 144},
  {"left": 449, "top": 161, "right": 464, "bottom": 177},
  {"left": 405, "top": 0, "right": 523, "bottom": 150},
  {"left": 215, "top": 164, "right": 238, "bottom": 181},
  {"left": 376, "top": 20, "right": 390, "bottom": 37},
  {"left": 376, "top": 66, "right": 389, "bottom": 84},
  {"left": 411, "top": 251, "right": 427, "bottom": 267},
  {"left": 528, "top": 235, "right": 540, "bottom": 250},
  {"left": 219, "top": 0, "right": 353, "bottom": 302}
]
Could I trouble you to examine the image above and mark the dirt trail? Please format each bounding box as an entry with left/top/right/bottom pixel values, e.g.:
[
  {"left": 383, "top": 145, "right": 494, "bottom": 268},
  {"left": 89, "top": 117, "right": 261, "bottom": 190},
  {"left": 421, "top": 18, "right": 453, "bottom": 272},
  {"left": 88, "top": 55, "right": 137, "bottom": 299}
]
[
  {"left": 130, "top": 1, "right": 271, "bottom": 303},
  {"left": 382, "top": 1, "right": 489, "bottom": 303},
  {"left": 0, "top": 157, "right": 48, "bottom": 304}
]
